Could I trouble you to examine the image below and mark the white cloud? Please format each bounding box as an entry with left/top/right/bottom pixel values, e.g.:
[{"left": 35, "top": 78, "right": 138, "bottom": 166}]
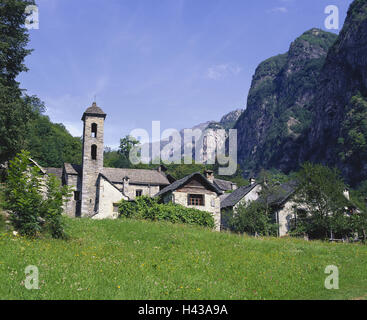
[
  {"left": 63, "top": 122, "right": 83, "bottom": 137},
  {"left": 207, "top": 63, "right": 242, "bottom": 80}
]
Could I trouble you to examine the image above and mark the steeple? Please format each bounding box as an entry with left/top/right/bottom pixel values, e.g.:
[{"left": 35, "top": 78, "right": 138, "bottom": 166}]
[
  {"left": 80, "top": 102, "right": 106, "bottom": 217},
  {"left": 82, "top": 102, "right": 106, "bottom": 121}
]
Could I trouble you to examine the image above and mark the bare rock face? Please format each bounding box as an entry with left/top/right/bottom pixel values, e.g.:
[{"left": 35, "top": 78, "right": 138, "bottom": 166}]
[
  {"left": 233, "top": 0, "right": 367, "bottom": 186},
  {"left": 143, "top": 110, "right": 243, "bottom": 163},
  {"left": 300, "top": 0, "right": 367, "bottom": 185},
  {"left": 234, "top": 28, "right": 337, "bottom": 176}
]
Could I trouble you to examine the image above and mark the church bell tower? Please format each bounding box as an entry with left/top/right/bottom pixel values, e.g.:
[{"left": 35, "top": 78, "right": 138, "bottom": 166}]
[{"left": 80, "top": 102, "right": 106, "bottom": 217}]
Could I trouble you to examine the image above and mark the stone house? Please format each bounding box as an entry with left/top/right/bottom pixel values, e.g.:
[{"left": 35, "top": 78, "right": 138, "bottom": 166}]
[
  {"left": 261, "top": 181, "right": 357, "bottom": 238},
  {"left": 154, "top": 172, "right": 223, "bottom": 230},
  {"left": 256, "top": 181, "right": 299, "bottom": 237},
  {"left": 61, "top": 103, "right": 171, "bottom": 219},
  {"left": 220, "top": 178, "right": 262, "bottom": 229},
  {"left": 202, "top": 169, "right": 238, "bottom": 192}
]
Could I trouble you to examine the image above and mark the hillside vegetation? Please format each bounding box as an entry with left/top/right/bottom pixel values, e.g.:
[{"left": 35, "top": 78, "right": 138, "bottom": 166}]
[{"left": 0, "top": 217, "right": 366, "bottom": 300}]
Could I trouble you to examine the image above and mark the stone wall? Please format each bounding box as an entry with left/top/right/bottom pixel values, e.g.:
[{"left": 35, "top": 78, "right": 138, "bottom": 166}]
[
  {"left": 81, "top": 115, "right": 105, "bottom": 217},
  {"left": 93, "top": 176, "right": 126, "bottom": 220},
  {"left": 171, "top": 191, "right": 221, "bottom": 231},
  {"left": 64, "top": 174, "right": 82, "bottom": 218},
  {"left": 233, "top": 184, "right": 262, "bottom": 211},
  {"left": 114, "top": 183, "right": 161, "bottom": 200}
]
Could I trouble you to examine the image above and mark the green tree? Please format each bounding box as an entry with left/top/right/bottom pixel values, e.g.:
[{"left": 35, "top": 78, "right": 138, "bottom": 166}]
[
  {"left": 293, "top": 163, "right": 350, "bottom": 240},
  {"left": 229, "top": 201, "right": 277, "bottom": 236},
  {"left": 0, "top": 0, "right": 37, "bottom": 163},
  {"left": 26, "top": 113, "right": 82, "bottom": 167},
  {"left": 118, "top": 135, "right": 140, "bottom": 158}
]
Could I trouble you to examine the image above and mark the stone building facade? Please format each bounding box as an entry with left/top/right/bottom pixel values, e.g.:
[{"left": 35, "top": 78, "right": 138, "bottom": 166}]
[
  {"left": 155, "top": 172, "right": 223, "bottom": 231},
  {"left": 61, "top": 103, "right": 171, "bottom": 219}
]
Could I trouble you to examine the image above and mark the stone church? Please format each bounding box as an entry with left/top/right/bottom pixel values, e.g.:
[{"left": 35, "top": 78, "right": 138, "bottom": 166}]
[
  {"left": 61, "top": 103, "right": 172, "bottom": 219},
  {"left": 54, "top": 102, "right": 238, "bottom": 230}
]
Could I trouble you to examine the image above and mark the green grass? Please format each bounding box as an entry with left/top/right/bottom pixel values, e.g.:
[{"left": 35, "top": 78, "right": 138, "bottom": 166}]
[{"left": 0, "top": 217, "right": 366, "bottom": 300}]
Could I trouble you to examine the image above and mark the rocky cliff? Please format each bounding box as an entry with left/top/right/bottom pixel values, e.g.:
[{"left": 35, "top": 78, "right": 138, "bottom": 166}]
[
  {"left": 234, "top": 0, "right": 367, "bottom": 186},
  {"left": 143, "top": 109, "right": 243, "bottom": 163},
  {"left": 301, "top": 0, "right": 367, "bottom": 185},
  {"left": 234, "top": 28, "right": 337, "bottom": 176}
]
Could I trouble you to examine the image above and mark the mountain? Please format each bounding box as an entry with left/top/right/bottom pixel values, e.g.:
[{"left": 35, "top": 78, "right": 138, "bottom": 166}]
[
  {"left": 300, "top": 0, "right": 367, "bottom": 186},
  {"left": 142, "top": 109, "right": 243, "bottom": 163},
  {"left": 207, "top": 109, "right": 243, "bottom": 130},
  {"left": 234, "top": 28, "right": 338, "bottom": 176}
]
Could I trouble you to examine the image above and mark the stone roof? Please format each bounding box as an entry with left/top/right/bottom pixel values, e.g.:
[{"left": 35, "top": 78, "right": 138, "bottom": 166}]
[
  {"left": 103, "top": 167, "right": 170, "bottom": 186},
  {"left": 219, "top": 193, "right": 230, "bottom": 203},
  {"left": 220, "top": 183, "right": 259, "bottom": 209},
  {"left": 214, "top": 178, "right": 236, "bottom": 191},
  {"left": 257, "top": 181, "right": 298, "bottom": 207},
  {"left": 45, "top": 167, "right": 63, "bottom": 179},
  {"left": 64, "top": 163, "right": 82, "bottom": 176},
  {"left": 82, "top": 102, "right": 107, "bottom": 120},
  {"left": 155, "top": 172, "right": 223, "bottom": 198}
]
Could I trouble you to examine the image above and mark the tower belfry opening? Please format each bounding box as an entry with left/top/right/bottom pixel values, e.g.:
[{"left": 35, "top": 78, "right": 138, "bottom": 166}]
[{"left": 91, "top": 123, "right": 97, "bottom": 138}]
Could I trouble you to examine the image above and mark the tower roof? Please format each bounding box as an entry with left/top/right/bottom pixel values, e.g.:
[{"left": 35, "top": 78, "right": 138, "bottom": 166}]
[{"left": 82, "top": 102, "right": 107, "bottom": 120}]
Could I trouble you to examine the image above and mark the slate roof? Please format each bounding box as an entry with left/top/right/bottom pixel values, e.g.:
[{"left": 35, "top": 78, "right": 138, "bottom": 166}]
[
  {"left": 257, "top": 180, "right": 298, "bottom": 207},
  {"left": 220, "top": 183, "right": 259, "bottom": 209},
  {"left": 45, "top": 167, "right": 63, "bottom": 179},
  {"left": 64, "top": 163, "right": 82, "bottom": 176},
  {"left": 155, "top": 172, "right": 223, "bottom": 198},
  {"left": 219, "top": 193, "right": 230, "bottom": 203},
  {"left": 214, "top": 178, "right": 236, "bottom": 191},
  {"left": 82, "top": 102, "right": 107, "bottom": 120},
  {"left": 102, "top": 167, "right": 170, "bottom": 186}
]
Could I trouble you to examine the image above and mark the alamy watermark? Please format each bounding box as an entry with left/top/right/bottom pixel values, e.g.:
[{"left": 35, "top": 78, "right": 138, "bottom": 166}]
[
  {"left": 324, "top": 5, "right": 339, "bottom": 30},
  {"left": 25, "top": 5, "right": 39, "bottom": 30},
  {"left": 24, "top": 265, "right": 39, "bottom": 290},
  {"left": 324, "top": 265, "right": 339, "bottom": 290},
  {"left": 128, "top": 122, "right": 238, "bottom": 176}
]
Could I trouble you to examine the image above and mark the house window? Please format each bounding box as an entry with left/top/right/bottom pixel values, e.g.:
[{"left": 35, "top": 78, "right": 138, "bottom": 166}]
[
  {"left": 74, "top": 191, "right": 80, "bottom": 201},
  {"left": 113, "top": 203, "right": 119, "bottom": 213},
  {"left": 91, "top": 123, "right": 97, "bottom": 138},
  {"left": 91, "top": 144, "right": 97, "bottom": 160},
  {"left": 136, "top": 190, "right": 143, "bottom": 197},
  {"left": 188, "top": 194, "right": 204, "bottom": 206}
]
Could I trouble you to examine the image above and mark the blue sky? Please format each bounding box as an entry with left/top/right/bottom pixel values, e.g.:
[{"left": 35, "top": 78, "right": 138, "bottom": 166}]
[{"left": 18, "top": 0, "right": 353, "bottom": 148}]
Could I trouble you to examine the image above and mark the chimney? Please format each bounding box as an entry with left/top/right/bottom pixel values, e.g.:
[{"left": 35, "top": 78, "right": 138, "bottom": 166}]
[
  {"left": 343, "top": 188, "right": 350, "bottom": 201},
  {"left": 123, "top": 176, "right": 130, "bottom": 193},
  {"left": 249, "top": 177, "right": 256, "bottom": 185},
  {"left": 231, "top": 183, "right": 237, "bottom": 191},
  {"left": 157, "top": 164, "right": 167, "bottom": 173},
  {"left": 204, "top": 170, "right": 214, "bottom": 183}
]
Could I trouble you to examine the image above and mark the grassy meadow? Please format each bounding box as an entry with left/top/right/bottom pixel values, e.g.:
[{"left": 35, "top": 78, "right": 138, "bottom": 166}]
[{"left": 0, "top": 217, "right": 366, "bottom": 300}]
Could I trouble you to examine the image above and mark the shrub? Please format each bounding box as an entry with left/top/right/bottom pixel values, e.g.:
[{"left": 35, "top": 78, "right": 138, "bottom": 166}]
[
  {"left": 0, "top": 214, "right": 5, "bottom": 232},
  {"left": 229, "top": 201, "right": 278, "bottom": 236},
  {"left": 5, "top": 150, "right": 71, "bottom": 238},
  {"left": 118, "top": 196, "right": 215, "bottom": 228}
]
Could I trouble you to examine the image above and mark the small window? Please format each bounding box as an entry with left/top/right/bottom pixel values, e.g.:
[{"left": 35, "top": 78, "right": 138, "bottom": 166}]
[
  {"left": 91, "top": 123, "right": 97, "bottom": 138},
  {"left": 91, "top": 144, "right": 97, "bottom": 160},
  {"left": 136, "top": 190, "right": 143, "bottom": 197},
  {"left": 211, "top": 199, "right": 215, "bottom": 207},
  {"left": 113, "top": 203, "right": 119, "bottom": 213},
  {"left": 74, "top": 191, "right": 80, "bottom": 201},
  {"left": 188, "top": 194, "right": 204, "bottom": 206}
]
